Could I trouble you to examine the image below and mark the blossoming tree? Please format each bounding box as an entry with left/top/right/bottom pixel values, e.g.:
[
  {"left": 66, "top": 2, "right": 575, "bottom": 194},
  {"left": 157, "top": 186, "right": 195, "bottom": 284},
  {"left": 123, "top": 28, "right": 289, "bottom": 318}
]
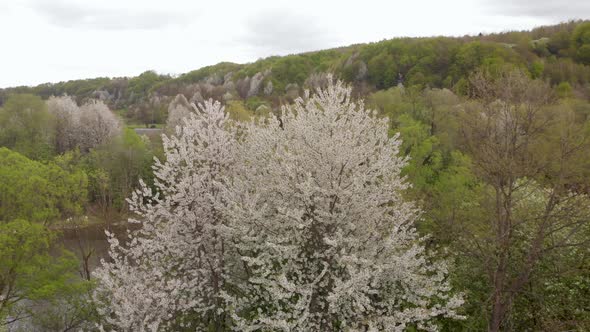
[
  {"left": 93, "top": 100, "right": 236, "bottom": 331},
  {"left": 94, "top": 77, "right": 462, "bottom": 331},
  {"left": 223, "top": 77, "right": 463, "bottom": 331},
  {"left": 47, "top": 96, "right": 120, "bottom": 153}
]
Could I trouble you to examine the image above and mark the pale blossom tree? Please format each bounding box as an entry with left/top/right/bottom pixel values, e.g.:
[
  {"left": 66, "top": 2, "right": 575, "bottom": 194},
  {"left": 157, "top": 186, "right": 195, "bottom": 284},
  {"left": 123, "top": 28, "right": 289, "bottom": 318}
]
[
  {"left": 166, "top": 94, "right": 193, "bottom": 134},
  {"left": 46, "top": 95, "right": 79, "bottom": 153},
  {"left": 93, "top": 100, "right": 237, "bottom": 331},
  {"left": 78, "top": 100, "right": 120, "bottom": 152},
  {"left": 46, "top": 96, "right": 120, "bottom": 153},
  {"left": 223, "top": 77, "right": 463, "bottom": 331},
  {"left": 93, "top": 78, "right": 463, "bottom": 331}
]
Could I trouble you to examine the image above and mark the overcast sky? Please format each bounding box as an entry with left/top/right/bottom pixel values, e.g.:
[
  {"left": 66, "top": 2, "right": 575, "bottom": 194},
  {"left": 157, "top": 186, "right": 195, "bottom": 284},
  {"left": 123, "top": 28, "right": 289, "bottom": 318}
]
[{"left": 1, "top": 0, "right": 588, "bottom": 88}]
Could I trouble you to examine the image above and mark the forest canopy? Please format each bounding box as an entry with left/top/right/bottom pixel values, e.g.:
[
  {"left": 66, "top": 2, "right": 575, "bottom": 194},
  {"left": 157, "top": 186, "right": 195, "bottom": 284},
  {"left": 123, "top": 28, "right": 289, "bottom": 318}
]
[{"left": 0, "top": 20, "right": 589, "bottom": 331}]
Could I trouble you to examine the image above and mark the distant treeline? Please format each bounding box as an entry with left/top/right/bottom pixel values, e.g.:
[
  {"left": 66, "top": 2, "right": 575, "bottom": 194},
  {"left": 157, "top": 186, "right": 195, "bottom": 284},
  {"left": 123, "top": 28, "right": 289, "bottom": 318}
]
[{"left": 1, "top": 20, "right": 589, "bottom": 124}]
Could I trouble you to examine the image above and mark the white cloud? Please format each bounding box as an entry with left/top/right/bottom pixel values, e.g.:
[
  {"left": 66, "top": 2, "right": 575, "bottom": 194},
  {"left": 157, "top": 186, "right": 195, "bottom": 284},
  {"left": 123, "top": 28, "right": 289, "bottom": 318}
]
[
  {"left": 241, "top": 9, "right": 340, "bottom": 56},
  {"left": 481, "top": 0, "right": 590, "bottom": 20},
  {"left": 29, "top": 0, "right": 196, "bottom": 30}
]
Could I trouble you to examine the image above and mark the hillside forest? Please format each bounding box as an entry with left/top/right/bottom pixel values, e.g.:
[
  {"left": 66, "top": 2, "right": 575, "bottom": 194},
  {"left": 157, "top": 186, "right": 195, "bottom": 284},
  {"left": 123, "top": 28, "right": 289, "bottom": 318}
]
[{"left": 0, "top": 20, "right": 590, "bottom": 331}]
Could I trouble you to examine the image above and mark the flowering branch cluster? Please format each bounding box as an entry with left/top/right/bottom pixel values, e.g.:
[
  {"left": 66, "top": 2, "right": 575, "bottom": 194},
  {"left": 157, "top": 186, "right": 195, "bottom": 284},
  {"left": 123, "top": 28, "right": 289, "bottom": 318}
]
[{"left": 93, "top": 77, "right": 462, "bottom": 331}]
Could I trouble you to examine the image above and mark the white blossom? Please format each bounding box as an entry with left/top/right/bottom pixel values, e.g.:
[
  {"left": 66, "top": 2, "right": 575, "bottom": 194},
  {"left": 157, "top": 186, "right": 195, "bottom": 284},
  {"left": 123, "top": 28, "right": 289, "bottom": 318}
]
[
  {"left": 78, "top": 100, "right": 120, "bottom": 152},
  {"left": 93, "top": 77, "right": 463, "bottom": 331},
  {"left": 166, "top": 94, "right": 193, "bottom": 134},
  {"left": 46, "top": 96, "right": 120, "bottom": 152},
  {"left": 47, "top": 95, "right": 80, "bottom": 153},
  {"left": 223, "top": 76, "right": 463, "bottom": 331},
  {"left": 93, "top": 100, "right": 236, "bottom": 331}
]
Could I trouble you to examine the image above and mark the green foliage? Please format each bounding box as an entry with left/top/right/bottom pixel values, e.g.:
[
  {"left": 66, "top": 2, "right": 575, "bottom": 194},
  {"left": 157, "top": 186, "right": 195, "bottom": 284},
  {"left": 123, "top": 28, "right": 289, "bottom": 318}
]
[
  {"left": 366, "top": 70, "right": 590, "bottom": 330},
  {"left": 543, "top": 57, "right": 590, "bottom": 85},
  {"left": 530, "top": 60, "right": 544, "bottom": 79},
  {"left": 576, "top": 44, "right": 590, "bottom": 65},
  {"left": 174, "top": 62, "right": 243, "bottom": 84},
  {"left": 367, "top": 51, "right": 398, "bottom": 89},
  {"left": 0, "top": 94, "right": 55, "bottom": 159},
  {"left": 2, "top": 21, "right": 590, "bottom": 110},
  {"left": 244, "top": 96, "right": 269, "bottom": 112},
  {"left": 359, "top": 37, "right": 462, "bottom": 89},
  {"left": 508, "top": 185, "right": 590, "bottom": 330},
  {"left": 27, "top": 279, "right": 99, "bottom": 331},
  {"left": 530, "top": 38, "right": 550, "bottom": 57},
  {"left": 368, "top": 86, "right": 406, "bottom": 122},
  {"left": 225, "top": 100, "right": 253, "bottom": 122},
  {"left": 572, "top": 22, "right": 590, "bottom": 64},
  {"left": 268, "top": 56, "right": 313, "bottom": 91},
  {"left": 0, "top": 148, "right": 87, "bottom": 224},
  {"left": 449, "top": 41, "right": 519, "bottom": 83},
  {"left": 385, "top": 89, "right": 481, "bottom": 237},
  {"left": 37, "top": 77, "right": 112, "bottom": 101},
  {"left": 127, "top": 71, "right": 170, "bottom": 103},
  {"left": 0, "top": 20, "right": 589, "bottom": 330},
  {"left": 0, "top": 219, "right": 81, "bottom": 320},
  {"left": 452, "top": 77, "right": 469, "bottom": 96},
  {"left": 397, "top": 114, "right": 442, "bottom": 189},
  {"left": 84, "top": 128, "right": 154, "bottom": 214},
  {"left": 556, "top": 81, "right": 573, "bottom": 98},
  {"left": 235, "top": 51, "right": 344, "bottom": 93},
  {"left": 547, "top": 31, "right": 572, "bottom": 55}
]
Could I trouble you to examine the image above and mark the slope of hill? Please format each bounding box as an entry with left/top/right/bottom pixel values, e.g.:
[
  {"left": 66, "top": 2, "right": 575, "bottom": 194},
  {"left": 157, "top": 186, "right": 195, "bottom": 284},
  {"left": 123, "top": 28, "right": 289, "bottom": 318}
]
[{"left": 1, "top": 20, "right": 589, "bottom": 125}]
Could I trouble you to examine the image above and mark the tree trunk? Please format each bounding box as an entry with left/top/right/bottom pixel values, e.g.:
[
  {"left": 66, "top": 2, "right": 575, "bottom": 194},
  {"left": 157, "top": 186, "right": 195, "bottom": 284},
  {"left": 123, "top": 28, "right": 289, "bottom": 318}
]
[
  {"left": 489, "top": 185, "right": 512, "bottom": 332},
  {"left": 489, "top": 248, "right": 508, "bottom": 332}
]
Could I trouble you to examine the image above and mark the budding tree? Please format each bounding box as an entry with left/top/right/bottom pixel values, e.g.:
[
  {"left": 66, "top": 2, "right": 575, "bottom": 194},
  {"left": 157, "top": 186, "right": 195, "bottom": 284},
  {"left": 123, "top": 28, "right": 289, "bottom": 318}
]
[
  {"left": 460, "top": 67, "right": 590, "bottom": 331},
  {"left": 93, "top": 100, "right": 236, "bottom": 331},
  {"left": 223, "top": 77, "right": 463, "bottom": 331}
]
